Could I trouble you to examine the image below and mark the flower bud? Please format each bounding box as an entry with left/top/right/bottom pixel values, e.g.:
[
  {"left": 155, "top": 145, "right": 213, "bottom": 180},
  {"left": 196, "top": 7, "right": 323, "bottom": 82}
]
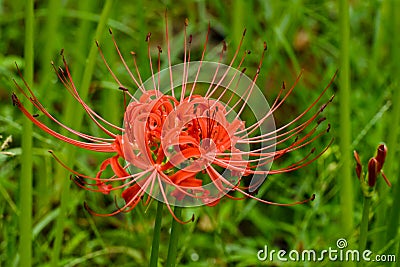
[
  {"left": 353, "top": 150, "right": 362, "bottom": 179},
  {"left": 375, "top": 144, "right": 387, "bottom": 172},
  {"left": 368, "top": 157, "right": 378, "bottom": 187}
]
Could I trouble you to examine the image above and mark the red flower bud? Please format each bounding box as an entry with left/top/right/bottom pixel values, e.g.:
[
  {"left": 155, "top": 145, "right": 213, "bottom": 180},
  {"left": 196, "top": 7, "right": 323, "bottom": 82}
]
[
  {"left": 353, "top": 150, "right": 362, "bottom": 179},
  {"left": 368, "top": 157, "right": 378, "bottom": 187},
  {"left": 375, "top": 144, "right": 387, "bottom": 172}
]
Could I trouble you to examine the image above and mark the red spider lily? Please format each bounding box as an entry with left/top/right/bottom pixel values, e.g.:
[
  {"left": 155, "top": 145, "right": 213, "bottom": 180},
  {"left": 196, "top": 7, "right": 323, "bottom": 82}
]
[{"left": 12, "top": 17, "right": 334, "bottom": 223}]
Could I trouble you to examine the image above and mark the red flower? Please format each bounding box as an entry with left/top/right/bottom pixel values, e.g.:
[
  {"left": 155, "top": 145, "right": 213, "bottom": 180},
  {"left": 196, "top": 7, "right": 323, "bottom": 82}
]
[{"left": 13, "top": 18, "right": 334, "bottom": 222}]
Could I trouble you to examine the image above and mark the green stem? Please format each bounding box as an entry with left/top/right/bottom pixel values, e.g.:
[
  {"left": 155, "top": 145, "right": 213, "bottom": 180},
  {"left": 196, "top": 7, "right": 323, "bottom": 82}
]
[
  {"left": 166, "top": 206, "right": 182, "bottom": 267},
  {"left": 232, "top": 0, "right": 244, "bottom": 48},
  {"left": 386, "top": 181, "right": 400, "bottom": 257},
  {"left": 339, "top": 0, "right": 354, "bottom": 237},
  {"left": 36, "top": 0, "right": 62, "bottom": 220},
  {"left": 38, "top": 0, "right": 61, "bottom": 93},
  {"left": 149, "top": 201, "right": 164, "bottom": 267},
  {"left": 50, "top": 1, "right": 114, "bottom": 266},
  {"left": 385, "top": 0, "right": 400, "bottom": 258},
  {"left": 358, "top": 196, "right": 371, "bottom": 252},
  {"left": 372, "top": 0, "right": 392, "bottom": 253},
  {"left": 19, "top": 0, "right": 34, "bottom": 266}
]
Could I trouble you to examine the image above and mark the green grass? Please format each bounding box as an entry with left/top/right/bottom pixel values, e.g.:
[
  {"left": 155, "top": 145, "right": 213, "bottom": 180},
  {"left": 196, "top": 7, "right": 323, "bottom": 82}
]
[
  {"left": 0, "top": 1, "right": 398, "bottom": 266},
  {"left": 50, "top": 2, "right": 114, "bottom": 266},
  {"left": 338, "top": 0, "right": 354, "bottom": 253},
  {"left": 19, "top": 1, "right": 34, "bottom": 267}
]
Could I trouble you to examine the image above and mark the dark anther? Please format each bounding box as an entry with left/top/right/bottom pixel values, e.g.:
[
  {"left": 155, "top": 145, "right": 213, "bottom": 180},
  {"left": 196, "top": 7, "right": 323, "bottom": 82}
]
[
  {"left": 222, "top": 41, "right": 227, "bottom": 52},
  {"left": 118, "top": 86, "right": 129, "bottom": 92},
  {"left": 73, "top": 175, "right": 85, "bottom": 186},
  {"left": 282, "top": 81, "right": 286, "bottom": 90},
  {"left": 310, "top": 194, "right": 316, "bottom": 201},
  {"left": 263, "top": 41, "right": 268, "bottom": 51},
  {"left": 326, "top": 124, "right": 331, "bottom": 133},
  {"left": 11, "top": 93, "right": 20, "bottom": 107},
  {"left": 189, "top": 34, "right": 193, "bottom": 44},
  {"left": 146, "top": 32, "right": 152, "bottom": 42},
  {"left": 250, "top": 188, "right": 259, "bottom": 196},
  {"left": 33, "top": 114, "right": 39, "bottom": 118},
  {"left": 243, "top": 28, "right": 247, "bottom": 36},
  {"left": 60, "top": 48, "right": 64, "bottom": 55},
  {"left": 157, "top": 45, "right": 162, "bottom": 53},
  {"left": 320, "top": 103, "right": 328, "bottom": 112},
  {"left": 83, "top": 202, "right": 91, "bottom": 212},
  {"left": 109, "top": 28, "right": 113, "bottom": 35},
  {"left": 317, "top": 117, "right": 326, "bottom": 125},
  {"left": 184, "top": 18, "right": 189, "bottom": 26}
]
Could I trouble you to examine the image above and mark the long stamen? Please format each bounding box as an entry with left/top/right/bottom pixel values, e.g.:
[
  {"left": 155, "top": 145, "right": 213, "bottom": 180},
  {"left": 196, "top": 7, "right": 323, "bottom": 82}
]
[
  {"left": 188, "top": 22, "right": 210, "bottom": 101},
  {"left": 56, "top": 52, "right": 125, "bottom": 133},
  {"left": 180, "top": 18, "right": 189, "bottom": 102},
  {"left": 49, "top": 150, "right": 153, "bottom": 182},
  {"left": 146, "top": 32, "right": 158, "bottom": 95},
  {"left": 211, "top": 50, "right": 250, "bottom": 106},
  {"left": 157, "top": 174, "right": 194, "bottom": 224},
  {"left": 157, "top": 45, "right": 163, "bottom": 96},
  {"left": 206, "top": 29, "right": 247, "bottom": 99},
  {"left": 203, "top": 41, "right": 227, "bottom": 97},
  {"left": 12, "top": 77, "right": 113, "bottom": 143},
  {"left": 165, "top": 10, "right": 175, "bottom": 98},
  {"left": 96, "top": 40, "right": 125, "bottom": 90},
  {"left": 109, "top": 28, "right": 145, "bottom": 93},
  {"left": 84, "top": 176, "right": 153, "bottom": 217},
  {"left": 131, "top": 51, "right": 145, "bottom": 94},
  {"left": 241, "top": 71, "right": 336, "bottom": 137},
  {"left": 232, "top": 42, "right": 267, "bottom": 120},
  {"left": 12, "top": 94, "right": 114, "bottom": 152}
]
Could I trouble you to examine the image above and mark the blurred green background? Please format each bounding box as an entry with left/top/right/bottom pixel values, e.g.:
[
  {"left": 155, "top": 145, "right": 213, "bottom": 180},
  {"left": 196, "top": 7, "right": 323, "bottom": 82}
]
[{"left": 0, "top": 0, "right": 399, "bottom": 266}]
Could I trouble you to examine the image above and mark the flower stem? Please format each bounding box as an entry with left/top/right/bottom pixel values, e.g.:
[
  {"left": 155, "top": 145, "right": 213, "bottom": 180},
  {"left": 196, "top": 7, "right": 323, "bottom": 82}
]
[
  {"left": 165, "top": 206, "right": 182, "bottom": 267},
  {"left": 339, "top": 0, "right": 354, "bottom": 237},
  {"left": 19, "top": 0, "right": 34, "bottom": 266},
  {"left": 358, "top": 195, "right": 371, "bottom": 252},
  {"left": 149, "top": 201, "right": 164, "bottom": 267},
  {"left": 385, "top": 0, "right": 400, "bottom": 257}
]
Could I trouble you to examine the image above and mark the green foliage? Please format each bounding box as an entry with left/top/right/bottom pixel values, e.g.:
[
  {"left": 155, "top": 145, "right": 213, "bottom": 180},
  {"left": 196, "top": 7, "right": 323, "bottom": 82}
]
[{"left": 0, "top": 0, "right": 398, "bottom": 266}]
